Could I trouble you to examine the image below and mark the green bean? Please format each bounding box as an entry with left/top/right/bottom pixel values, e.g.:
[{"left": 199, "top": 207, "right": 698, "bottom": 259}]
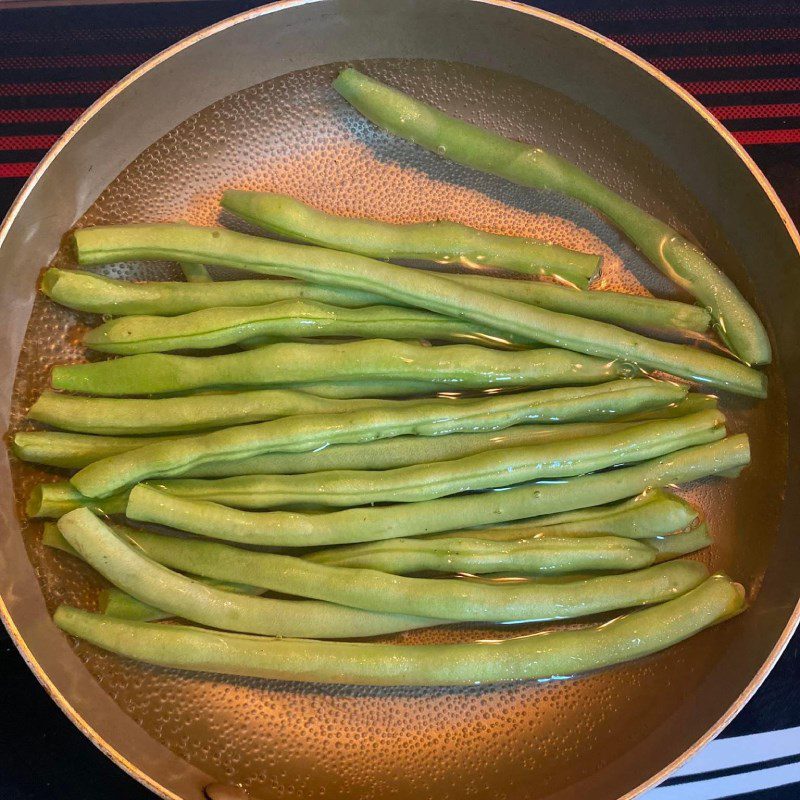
[
  {"left": 20, "top": 423, "right": 628, "bottom": 472},
  {"left": 333, "top": 68, "right": 771, "bottom": 366},
  {"left": 13, "top": 431, "right": 168, "bottom": 468},
  {"left": 153, "top": 410, "right": 726, "bottom": 508},
  {"left": 53, "top": 574, "right": 746, "bottom": 685},
  {"left": 15, "top": 396, "right": 711, "bottom": 473},
  {"left": 72, "top": 225, "right": 767, "bottom": 397},
  {"left": 43, "top": 267, "right": 710, "bottom": 335},
  {"left": 307, "top": 515, "right": 709, "bottom": 571},
  {"left": 42, "top": 268, "right": 391, "bottom": 315},
  {"left": 57, "top": 508, "right": 441, "bottom": 638},
  {"left": 220, "top": 190, "right": 600, "bottom": 287},
  {"left": 27, "top": 482, "right": 128, "bottom": 518},
  {"left": 52, "top": 339, "right": 626, "bottom": 396},
  {"left": 184, "top": 419, "right": 648, "bottom": 478},
  {"left": 439, "top": 488, "right": 700, "bottom": 541},
  {"left": 27, "top": 387, "right": 395, "bottom": 435},
  {"left": 180, "top": 262, "right": 212, "bottom": 283},
  {"left": 60, "top": 511, "right": 708, "bottom": 621},
  {"left": 100, "top": 577, "right": 261, "bottom": 623},
  {"left": 304, "top": 535, "right": 658, "bottom": 574},
  {"left": 83, "top": 299, "right": 524, "bottom": 354},
  {"left": 443, "top": 275, "right": 711, "bottom": 333},
  {"left": 650, "top": 524, "right": 712, "bottom": 562},
  {"left": 71, "top": 379, "right": 684, "bottom": 497},
  {"left": 125, "top": 434, "right": 749, "bottom": 547}
]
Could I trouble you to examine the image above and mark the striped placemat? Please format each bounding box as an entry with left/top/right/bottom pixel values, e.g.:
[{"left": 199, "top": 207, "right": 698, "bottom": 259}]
[{"left": 0, "top": 2, "right": 798, "bottom": 799}]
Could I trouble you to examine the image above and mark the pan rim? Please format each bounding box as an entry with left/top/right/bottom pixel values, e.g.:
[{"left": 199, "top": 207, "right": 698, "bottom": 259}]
[{"left": 0, "top": 2, "right": 798, "bottom": 799}]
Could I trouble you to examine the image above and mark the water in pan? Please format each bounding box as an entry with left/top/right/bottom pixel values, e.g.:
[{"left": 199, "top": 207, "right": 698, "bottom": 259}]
[{"left": 8, "top": 60, "right": 786, "bottom": 799}]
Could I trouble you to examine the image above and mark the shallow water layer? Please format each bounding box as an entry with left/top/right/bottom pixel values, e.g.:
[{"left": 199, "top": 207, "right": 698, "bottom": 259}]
[{"left": 8, "top": 59, "right": 786, "bottom": 799}]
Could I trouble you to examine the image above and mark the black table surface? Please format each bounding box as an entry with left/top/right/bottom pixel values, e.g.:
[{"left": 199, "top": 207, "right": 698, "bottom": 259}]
[{"left": 0, "top": 1, "right": 799, "bottom": 798}]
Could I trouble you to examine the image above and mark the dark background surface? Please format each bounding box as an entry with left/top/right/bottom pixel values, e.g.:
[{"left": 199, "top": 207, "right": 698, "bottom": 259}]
[{"left": 0, "top": 1, "right": 799, "bottom": 798}]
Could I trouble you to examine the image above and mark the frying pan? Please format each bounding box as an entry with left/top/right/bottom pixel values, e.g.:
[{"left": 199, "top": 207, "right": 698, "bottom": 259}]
[{"left": 1, "top": 1, "right": 798, "bottom": 799}]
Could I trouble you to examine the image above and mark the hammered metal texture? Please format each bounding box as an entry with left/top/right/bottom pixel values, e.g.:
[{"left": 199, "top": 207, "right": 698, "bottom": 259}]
[{"left": 7, "top": 60, "right": 786, "bottom": 800}]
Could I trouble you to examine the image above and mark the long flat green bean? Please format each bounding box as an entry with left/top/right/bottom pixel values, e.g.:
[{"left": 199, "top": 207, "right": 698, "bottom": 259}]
[
  {"left": 28, "top": 387, "right": 394, "bottom": 435},
  {"left": 305, "top": 526, "right": 711, "bottom": 573},
  {"left": 42, "top": 268, "right": 391, "bottom": 315},
  {"left": 72, "top": 224, "right": 767, "bottom": 396},
  {"left": 438, "top": 488, "right": 700, "bottom": 541},
  {"left": 57, "top": 508, "right": 441, "bottom": 638},
  {"left": 53, "top": 574, "right": 745, "bottom": 686},
  {"left": 443, "top": 275, "right": 711, "bottom": 333},
  {"left": 52, "top": 340, "right": 625, "bottom": 396},
  {"left": 14, "top": 431, "right": 168, "bottom": 468},
  {"left": 153, "top": 410, "right": 725, "bottom": 508},
  {"left": 71, "top": 379, "right": 685, "bottom": 497},
  {"left": 43, "top": 266, "right": 711, "bottom": 334},
  {"left": 184, "top": 419, "right": 646, "bottom": 478},
  {"left": 15, "top": 396, "right": 712, "bottom": 472},
  {"left": 83, "top": 299, "right": 525, "bottom": 354},
  {"left": 305, "top": 534, "right": 659, "bottom": 574},
  {"left": 27, "top": 482, "right": 128, "bottom": 518},
  {"left": 333, "top": 68, "right": 770, "bottom": 366},
  {"left": 14, "top": 422, "right": 630, "bottom": 472},
  {"left": 220, "top": 190, "right": 599, "bottom": 286},
  {"left": 125, "top": 434, "right": 749, "bottom": 546},
  {"left": 59, "top": 512, "right": 708, "bottom": 621}
]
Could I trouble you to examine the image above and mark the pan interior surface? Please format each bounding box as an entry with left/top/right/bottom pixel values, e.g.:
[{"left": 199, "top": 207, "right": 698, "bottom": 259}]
[{"left": 7, "top": 59, "right": 787, "bottom": 800}]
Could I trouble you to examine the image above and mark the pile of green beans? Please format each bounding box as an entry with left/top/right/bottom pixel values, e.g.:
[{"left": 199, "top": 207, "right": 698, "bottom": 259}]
[
  {"left": 220, "top": 190, "right": 600, "bottom": 286},
  {"left": 83, "top": 299, "right": 528, "bottom": 354},
  {"left": 70, "top": 379, "right": 686, "bottom": 497},
  {"left": 43, "top": 266, "right": 712, "bottom": 334},
  {"left": 58, "top": 508, "right": 708, "bottom": 624},
  {"left": 332, "top": 68, "right": 770, "bottom": 366},
  {"left": 27, "top": 66, "right": 769, "bottom": 688},
  {"left": 125, "top": 435, "right": 749, "bottom": 546},
  {"left": 53, "top": 575, "right": 745, "bottom": 686},
  {"left": 152, "top": 411, "right": 725, "bottom": 508},
  {"left": 52, "top": 339, "right": 627, "bottom": 396},
  {"left": 72, "top": 223, "right": 767, "bottom": 396},
  {"left": 42, "top": 514, "right": 712, "bottom": 623}
]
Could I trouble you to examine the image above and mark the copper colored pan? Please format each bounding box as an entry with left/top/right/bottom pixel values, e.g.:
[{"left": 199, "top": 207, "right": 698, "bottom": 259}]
[{"left": 1, "top": 2, "right": 798, "bottom": 799}]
